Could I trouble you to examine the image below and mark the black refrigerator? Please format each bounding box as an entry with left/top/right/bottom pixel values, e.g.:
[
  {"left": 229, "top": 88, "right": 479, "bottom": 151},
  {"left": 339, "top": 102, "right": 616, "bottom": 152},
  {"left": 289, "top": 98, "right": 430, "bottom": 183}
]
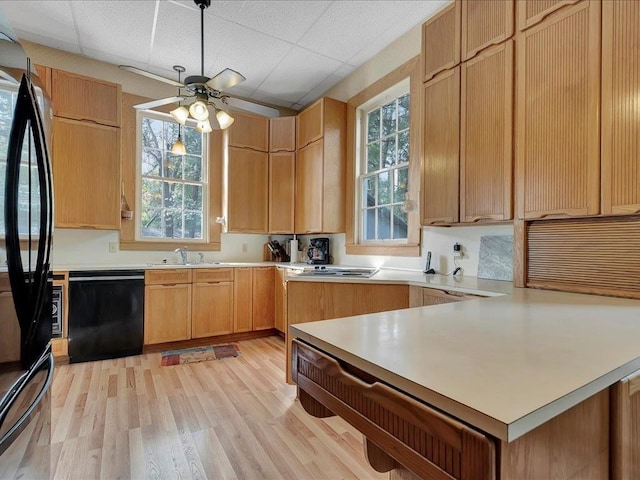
[{"left": 0, "top": 8, "right": 54, "bottom": 479}]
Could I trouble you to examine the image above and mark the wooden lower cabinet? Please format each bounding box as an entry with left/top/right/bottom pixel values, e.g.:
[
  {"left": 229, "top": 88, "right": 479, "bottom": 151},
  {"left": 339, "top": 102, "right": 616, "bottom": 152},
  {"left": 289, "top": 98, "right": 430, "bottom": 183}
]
[
  {"left": 144, "top": 283, "right": 192, "bottom": 344},
  {"left": 191, "top": 282, "right": 234, "bottom": 338},
  {"left": 274, "top": 268, "right": 288, "bottom": 332},
  {"left": 253, "top": 267, "right": 275, "bottom": 330},
  {"left": 234, "top": 267, "right": 253, "bottom": 333},
  {"left": 286, "top": 281, "right": 409, "bottom": 383}
]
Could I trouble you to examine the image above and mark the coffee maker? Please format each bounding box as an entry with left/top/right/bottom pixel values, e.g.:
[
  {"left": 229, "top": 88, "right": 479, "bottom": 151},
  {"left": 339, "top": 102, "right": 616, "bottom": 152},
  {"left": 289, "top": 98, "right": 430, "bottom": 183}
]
[{"left": 307, "top": 238, "right": 330, "bottom": 264}]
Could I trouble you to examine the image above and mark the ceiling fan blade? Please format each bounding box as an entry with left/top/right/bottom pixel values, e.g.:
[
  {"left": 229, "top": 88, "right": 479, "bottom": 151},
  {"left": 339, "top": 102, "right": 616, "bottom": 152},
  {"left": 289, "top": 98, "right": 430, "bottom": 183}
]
[
  {"left": 120, "top": 65, "right": 184, "bottom": 88},
  {"left": 205, "top": 68, "right": 246, "bottom": 91},
  {"left": 133, "top": 96, "right": 184, "bottom": 110},
  {"left": 224, "top": 97, "right": 280, "bottom": 118}
]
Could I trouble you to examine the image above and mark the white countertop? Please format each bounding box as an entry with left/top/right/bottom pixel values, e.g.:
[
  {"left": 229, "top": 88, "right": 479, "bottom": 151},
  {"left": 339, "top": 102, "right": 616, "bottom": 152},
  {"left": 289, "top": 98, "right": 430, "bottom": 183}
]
[{"left": 290, "top": 287, "right": 640, "bottom": 442}]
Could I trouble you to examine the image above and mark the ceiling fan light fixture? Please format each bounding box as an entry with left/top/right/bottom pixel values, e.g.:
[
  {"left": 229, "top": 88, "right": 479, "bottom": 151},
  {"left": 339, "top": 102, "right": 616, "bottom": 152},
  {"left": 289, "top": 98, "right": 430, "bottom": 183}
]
[
  {"left": 216, "top": 109, "right": 234, "bottom": 129},
  {"left": 170, "top": 105, "right": 189, "bottom": 125},
  {"left": 189, "top": 99, "right": 209, "bottom": 121},
  {"left": 171, "top": 133, "right": 187, "bottom": 155},
  {"left": 196, "top": 118, "right": 213, "bottom": 133}
]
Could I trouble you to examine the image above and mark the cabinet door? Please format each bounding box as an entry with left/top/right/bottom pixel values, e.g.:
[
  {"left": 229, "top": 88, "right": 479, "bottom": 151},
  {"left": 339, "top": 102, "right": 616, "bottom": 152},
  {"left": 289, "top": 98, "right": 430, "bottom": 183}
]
[
  {"left": 516, "top": 1, "right": 600, "bottom": 219},
  {"left": 461, "top": 41, "right": 513, "bottom": 223},
  {"left": 144, "top": 284, "right": 192, "bottom": 344},
  {"left": 252, "top": 267, "right": 275, "bottom": 330},
  {"left": 422, "top": 68, "right": 460, "bottom": 225},
  {"left": 462, "top": 0, "right": 514, "bottom": 61},
  {"left": 34, "top": 64, "right": 52, "bottom": 97},
  {"left": 52, "top": 117, "right": 121, "bottom": 229},
  {"left": 0, "top": 291, "right": 20, "bottom": 363},
  {"left": 269, "top": 152, "right": 295, "bottom": 233},
  {"left": 274, "top": 268, "right": 287, "bottom": 332},
  {"left": 297, "top": 98, "right": 323, "bottom": 149},
  {"left": 228, "top": 111, "right": 269, "bottom": 151},
  {"left": 270, "top": 116, "right": 296, "bottom": 152},
  {"left": 227, "top": 146, "right": 268, "bottom": 232},
  {"left": 422, "top": 1, "right": 461, "bottom": 82},
  {"left": 191, "top": 282, "right": 234, "bottom": 338},
  {"left": 516, "top": 0, "right": 582, "bottom": 31},
  {"left": 233, "top": 267, "right": 253, "bottom": 332},
  {"left": 52, "top": 69, "right": 121, "bottom": 126},
  {"left": 601, "top": 0, "right": 640, "bottom": 215},
  {"left": 295, "top": 139, "right": 324, "bottom": 233}
]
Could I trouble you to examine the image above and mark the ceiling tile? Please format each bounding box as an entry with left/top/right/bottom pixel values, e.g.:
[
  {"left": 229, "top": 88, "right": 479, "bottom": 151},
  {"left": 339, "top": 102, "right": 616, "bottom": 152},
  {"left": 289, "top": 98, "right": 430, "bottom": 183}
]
[
  {"left": 258, "top": 46, "right": 343, "bottom": 104},
  {"left": 295, "top": 63, "right": 355, "bottom": 107},
  {"left": 72, "top": 1, "right": 157, "bottom": 64},
  {"left": 1, "top": 1, "right": 78, "bottom": 46}
]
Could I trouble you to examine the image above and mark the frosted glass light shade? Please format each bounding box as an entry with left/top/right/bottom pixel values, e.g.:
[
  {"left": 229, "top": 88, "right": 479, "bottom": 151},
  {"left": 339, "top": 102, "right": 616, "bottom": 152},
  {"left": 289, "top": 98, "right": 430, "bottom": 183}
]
[
  {"left": 170, "top": 106, "right": 189, "bottom": 125},
  {"left": 189, "top": 100, "right": 209, "bottom": 121},
  {"left": 216, "top": 110, "right": 234, "bottom": 129},
  {"left": 196, "top": 118, "right": 213, "bottom": 133},
  {"left": 171, "top": 135, "right": 186, "bottom": 155}
]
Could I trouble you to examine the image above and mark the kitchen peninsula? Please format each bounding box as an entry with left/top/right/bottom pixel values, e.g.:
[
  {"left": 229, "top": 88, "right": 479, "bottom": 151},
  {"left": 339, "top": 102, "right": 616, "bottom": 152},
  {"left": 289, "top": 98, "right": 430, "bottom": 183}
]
[{"left": 290, "top": 288, "right": 640, "bottom": 479}]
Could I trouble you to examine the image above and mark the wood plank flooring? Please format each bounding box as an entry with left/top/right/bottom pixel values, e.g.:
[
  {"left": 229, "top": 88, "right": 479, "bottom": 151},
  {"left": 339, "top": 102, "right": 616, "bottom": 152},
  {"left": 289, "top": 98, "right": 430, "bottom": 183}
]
[{"left": 50, "top": 336, "right": 386, "bottom": 479}]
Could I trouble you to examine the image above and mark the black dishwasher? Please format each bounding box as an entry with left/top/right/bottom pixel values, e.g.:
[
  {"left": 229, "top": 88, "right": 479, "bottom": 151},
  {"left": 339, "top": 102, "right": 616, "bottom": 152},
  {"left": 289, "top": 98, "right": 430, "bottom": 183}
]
[{"left": 68, "top": 270, "right": 144, "bottom": 363}]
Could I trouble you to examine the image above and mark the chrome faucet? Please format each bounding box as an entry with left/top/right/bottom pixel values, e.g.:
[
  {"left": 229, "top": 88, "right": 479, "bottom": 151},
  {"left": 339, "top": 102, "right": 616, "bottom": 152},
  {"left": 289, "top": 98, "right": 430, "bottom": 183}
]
[{"left": 174, "top": 246, "right": 188, "bottom": 264}]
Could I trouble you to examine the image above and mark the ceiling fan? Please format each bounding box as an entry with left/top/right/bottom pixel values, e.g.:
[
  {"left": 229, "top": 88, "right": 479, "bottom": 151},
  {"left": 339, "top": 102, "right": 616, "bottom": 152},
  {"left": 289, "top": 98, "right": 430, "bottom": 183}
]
[{"left": 120, "top": 0, "right": 279, "bottom": 132}]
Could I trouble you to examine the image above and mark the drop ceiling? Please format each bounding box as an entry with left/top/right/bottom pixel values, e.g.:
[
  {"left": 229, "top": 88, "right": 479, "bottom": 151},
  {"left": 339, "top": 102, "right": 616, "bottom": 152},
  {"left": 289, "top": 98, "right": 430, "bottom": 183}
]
[{"left": 1, "top": 0, "right": 448, "bottom": 110}]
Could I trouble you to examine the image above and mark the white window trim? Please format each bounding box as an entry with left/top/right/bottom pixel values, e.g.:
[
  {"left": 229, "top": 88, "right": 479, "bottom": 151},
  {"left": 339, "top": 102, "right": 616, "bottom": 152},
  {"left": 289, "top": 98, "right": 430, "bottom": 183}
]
[
  {"left": 355, "top": 78, "right": 410, "bottom": 246},
  {"left": 135, "top": 109, "right": 209, "bottom": 243}
]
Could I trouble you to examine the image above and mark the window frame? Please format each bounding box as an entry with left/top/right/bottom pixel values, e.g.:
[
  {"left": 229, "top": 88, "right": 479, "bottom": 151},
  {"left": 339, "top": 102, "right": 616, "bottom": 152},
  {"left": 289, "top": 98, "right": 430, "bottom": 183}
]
[
  {"left": 345, "top": 56, "right": 421, "bottom": 256},
  {"left": 134, "top": 109, "right": 209, "bottom": 244}
]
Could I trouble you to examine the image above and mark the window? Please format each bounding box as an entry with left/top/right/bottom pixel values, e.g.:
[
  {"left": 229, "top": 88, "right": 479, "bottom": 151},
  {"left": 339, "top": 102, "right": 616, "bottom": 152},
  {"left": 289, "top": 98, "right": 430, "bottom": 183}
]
[
  {"left": 359, "top": 84, "right": 410, "bottom": 243},
  {"left": 137, "top": 111, "right": 208, "bottom": 241},
  {"left": 345, "top": 56, "right": 421, "bottom": 256}
]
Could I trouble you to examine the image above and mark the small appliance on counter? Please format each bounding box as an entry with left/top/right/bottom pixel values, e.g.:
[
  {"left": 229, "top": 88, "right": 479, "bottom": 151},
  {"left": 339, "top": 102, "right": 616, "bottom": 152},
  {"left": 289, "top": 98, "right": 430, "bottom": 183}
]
[{"left": 307, "top": 238, "right": 330, "bottom": 265}]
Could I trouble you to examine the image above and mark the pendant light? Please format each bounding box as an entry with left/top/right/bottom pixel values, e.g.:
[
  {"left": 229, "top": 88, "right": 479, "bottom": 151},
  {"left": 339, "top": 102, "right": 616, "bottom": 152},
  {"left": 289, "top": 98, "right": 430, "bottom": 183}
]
[{"left": 170, "top": 66, "right": 187, "bottom": 155}]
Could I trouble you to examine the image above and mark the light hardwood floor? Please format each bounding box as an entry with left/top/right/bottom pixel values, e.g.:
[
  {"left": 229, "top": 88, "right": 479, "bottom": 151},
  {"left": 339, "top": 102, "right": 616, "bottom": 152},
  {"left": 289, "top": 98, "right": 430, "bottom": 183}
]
[{"left": 50, "top": 336, "right": 386, "bottom": 479}]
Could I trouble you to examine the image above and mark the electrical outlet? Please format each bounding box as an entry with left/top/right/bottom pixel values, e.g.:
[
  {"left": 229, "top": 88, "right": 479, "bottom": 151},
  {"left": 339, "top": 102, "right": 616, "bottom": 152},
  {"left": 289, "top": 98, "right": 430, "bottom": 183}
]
[
  {"left": 108, "top": 242, "right": 118, "bottom": 253},
  {"left": 452, "top": 242, "right": 462, "bottom": 258},
  {"left": 242, "top": 243, "right": 248, "bottom": 253}
]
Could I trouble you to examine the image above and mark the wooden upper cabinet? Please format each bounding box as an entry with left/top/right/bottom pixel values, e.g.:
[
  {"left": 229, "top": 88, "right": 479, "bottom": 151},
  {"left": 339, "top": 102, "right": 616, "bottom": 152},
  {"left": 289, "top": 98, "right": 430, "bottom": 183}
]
[
  {"left": 601, "top": 0, "right": 640, "bottom": 215},
  {"left": 228, "top": 111, "right": 269, "bottom": 152},
  {"left": 252, "top": 267, "right": 275, "bottom": 330},
  {"left": 422, "top": 67, "right": 460, "bottom": 225},
  {"left": 460, "top": 41, "right": 513, "bottom": 223},
  {"left": 52, "top": 117, "right": 121, "bottom": 229},
  {"left": 295, "top": 140, "right": 324, "bottom": 233},
  {"left": 462, "top": 0, "right": 514, "bottom": 61},
  {"left": 270, "top": 116, "right": 296, "bottom": 152},
  {"left": 227, "top": 146, "right": 268, "bottom": 233},
  {"left": 515, "top": 1, "right": 600, "bottom": 220},
  {"left": 516, "top": 0, "right": 582, "bottom": 31},
  {"left": 269, "top": 152, "right": 295, "bottom": 233},
  {"left": 297, "top": 98, "right": 324, "bottom": 149},
  {"left": 51, "top": 69, "right": 121, "bottom": 127},
  {"left": 422, "top": 1, "right": 461, "bottom": 82},
  {"left": 34, "top": 65, "right": 52, "bottom": 98}
]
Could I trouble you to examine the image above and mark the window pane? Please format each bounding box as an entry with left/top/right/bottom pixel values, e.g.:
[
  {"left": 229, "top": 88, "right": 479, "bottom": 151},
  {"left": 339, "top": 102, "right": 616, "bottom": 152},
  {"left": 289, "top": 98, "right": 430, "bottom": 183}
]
[
  {"left": 163, "top": 210, "right": 183, "bottom": 238},
  {"left": 367, "top": 142, "right": 380, "bottom": 172},
  {"left": 363, "top": 208, "right": 376, "bottom": 241},
  {"left": 184, "top": 212, "right": 202, "bottom": 239},
  {"left": 183, "top": 155, "right": 202, "bottom": 181},
  {"left": 141, "top": 208, "right": 162, "bottom": 237},
  {"left": 397, "top": 130, "right": 409, "bottom": 165},
  {"left": 142, "top": 149, "right": 162, "bottom": 176},
  {"left": 393, "top": 206, "right": 408, "bottom": 239},
  {"left": 363, "top": 177, "right": 375, "bottom": 207},
  {"left": 394, "top": 166, "right": 408, "bottom": 203},
  {"left": 398, "top": 94, "right": 410, "bottom": 131},
  {"left": 141, "top": 178, "right": 162, "bottom": 210},
  {"left": 163, "top": 182, "right": 183, "bottom": 208},
  {"left": 378, "top": 206, "right": 391, "bottom": 239},
  {"left": 184, "top": 184, "right": 202, "bottom": 210},
  {"left": 381, "top": 137, "right": 396, "bottom": 168},
  {"left": 378, "top": 171, "right": 390, "bottom": 205},
  {"left": 164, "top": 153, "right": 183, "bottom": 179},
  {"left": 381, "top": 101, "right": 396, "bottom": 136},
  {"left": 164, "top": 122, "right": 179, "bottom": 150},
  {"left": 141, "top": 117, "right": 164, "bottom": 150},
  {"left": 183, "top": 126, "right": 202, "bottom": 155},
  {"left": 367, "top": 109, "right": 380, "bottom": 142}
]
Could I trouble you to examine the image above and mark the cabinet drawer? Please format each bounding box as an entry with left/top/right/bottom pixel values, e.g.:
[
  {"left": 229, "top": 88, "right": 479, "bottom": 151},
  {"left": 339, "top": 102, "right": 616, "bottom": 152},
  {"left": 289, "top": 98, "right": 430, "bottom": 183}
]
[
  {"left": 192, "top": 268, "right": 234, "bottom": 283},
  {"left": 145, "top": 269, "right": 192, "bottom": 285},
  {"left": 292, "top": 340, "right": 496, "bottom": 480}
]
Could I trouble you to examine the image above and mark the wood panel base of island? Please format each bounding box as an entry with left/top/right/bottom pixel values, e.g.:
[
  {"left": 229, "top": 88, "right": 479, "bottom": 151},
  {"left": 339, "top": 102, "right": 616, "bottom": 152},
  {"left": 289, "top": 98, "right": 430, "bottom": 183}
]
[{"left": 292, "top": 339, "right": 631, "bottom": 480}]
